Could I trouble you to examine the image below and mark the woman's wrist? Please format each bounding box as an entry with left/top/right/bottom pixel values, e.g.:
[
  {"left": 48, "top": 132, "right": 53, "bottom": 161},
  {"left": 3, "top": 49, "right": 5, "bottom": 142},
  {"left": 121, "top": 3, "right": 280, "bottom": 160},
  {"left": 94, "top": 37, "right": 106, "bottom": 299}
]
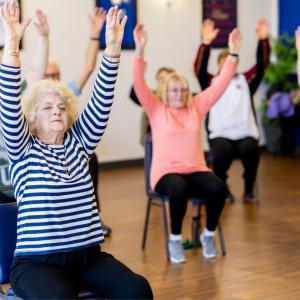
[{"left": 104, "top": 47, "right": 121, "bottom": 59}]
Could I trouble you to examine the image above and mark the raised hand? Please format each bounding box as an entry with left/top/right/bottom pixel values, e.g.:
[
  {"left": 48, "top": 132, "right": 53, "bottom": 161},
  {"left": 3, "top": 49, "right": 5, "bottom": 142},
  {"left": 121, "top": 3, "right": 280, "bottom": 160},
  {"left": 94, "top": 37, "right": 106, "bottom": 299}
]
[
  {"left": 89, "top": 7, "right": 107, "bottom": 39},
  {"left": 228, "top": 28, "right": 241, "bottom": 55},
  {"left": 1, "top": 0, "right": 31, "bottom": 46},
  {"left": 133, "top": 24, "right": 147, "bottom": 57},
  {"left": 295, "top": 27, "right": 300, "bottom": 51},
  {"left": 104, "top": 6, "right": 127, "bottom": 58},
  {"left": 256, "top": 19, "right": 268, "bottom": 40},
  {"left": 201, "top": 19, "right": 219, "bottom": 45},
  {"left": 34, "top": 9, "right": 49, "bottom": 37}
]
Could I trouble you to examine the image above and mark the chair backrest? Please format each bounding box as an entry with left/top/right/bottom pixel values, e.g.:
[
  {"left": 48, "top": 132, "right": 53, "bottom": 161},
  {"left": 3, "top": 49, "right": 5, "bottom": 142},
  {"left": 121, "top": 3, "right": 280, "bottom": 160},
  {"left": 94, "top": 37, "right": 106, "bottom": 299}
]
[
  {"left": 144, "top": 134, "right": 153, "bottom": 195},
  {"left": 0, "top": 202, "right": 18, "bottom": 284}
]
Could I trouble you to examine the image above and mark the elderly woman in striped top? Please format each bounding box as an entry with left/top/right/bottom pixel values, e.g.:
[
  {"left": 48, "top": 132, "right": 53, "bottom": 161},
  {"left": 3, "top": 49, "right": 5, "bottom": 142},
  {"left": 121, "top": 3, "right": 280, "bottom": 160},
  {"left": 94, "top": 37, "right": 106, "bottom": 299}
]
[{"left": 0, "top": 1, "right": 152, "bottom": 299}]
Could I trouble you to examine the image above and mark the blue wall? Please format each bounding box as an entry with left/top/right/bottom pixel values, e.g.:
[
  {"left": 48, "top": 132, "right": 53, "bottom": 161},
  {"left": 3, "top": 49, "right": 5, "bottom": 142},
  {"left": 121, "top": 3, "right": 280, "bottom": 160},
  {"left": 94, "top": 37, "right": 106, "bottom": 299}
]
[{"left": 279, "top": 0, "right": 300, "bottom": 36}]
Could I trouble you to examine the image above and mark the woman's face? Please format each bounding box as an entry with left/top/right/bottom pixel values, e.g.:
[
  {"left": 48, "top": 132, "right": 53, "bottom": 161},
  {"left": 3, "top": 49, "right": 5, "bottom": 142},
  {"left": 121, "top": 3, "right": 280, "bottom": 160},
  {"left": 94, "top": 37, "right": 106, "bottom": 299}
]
[
  {"left": 167, "top": 79, "right": 188, "bottom": 109},
  {"left": 34, "top": 94, "right": 68, "bottom": 139}
]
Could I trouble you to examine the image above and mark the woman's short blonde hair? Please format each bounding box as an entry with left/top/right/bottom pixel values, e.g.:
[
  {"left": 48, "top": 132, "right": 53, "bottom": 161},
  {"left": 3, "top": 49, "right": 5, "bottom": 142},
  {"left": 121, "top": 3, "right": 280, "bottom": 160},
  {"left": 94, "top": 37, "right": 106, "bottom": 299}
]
[
  {"left": 160, "top": 72, "right": 193, "bottom": 107},
  {"left": 21, "top": 79, "right": 79, "bottom": 135}
]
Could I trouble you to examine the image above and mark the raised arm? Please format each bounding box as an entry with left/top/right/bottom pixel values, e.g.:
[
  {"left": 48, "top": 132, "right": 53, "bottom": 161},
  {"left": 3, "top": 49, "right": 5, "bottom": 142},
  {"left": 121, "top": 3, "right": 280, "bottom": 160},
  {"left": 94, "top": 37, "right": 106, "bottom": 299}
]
[
  {"left": 194, "top": 19, "right": 219, "bottom": 89},
  {"left": 0, "top": 0, "right": 31, "bottom": 161},
  {"left": 132, "top": 24, "right": 159, "bottom": 115},
  {"left": 296, "top": 27, "right": 300, "bottom": 86},
  {"left": 72, "top": 6, "right": 127, "bottom": 154},
  {"left": 25, "top": 9, "right": 49, "bottom": 85},
  {"left": 246, "top": 19, "right": 270, "bottom": 95},
  {"left": 195, "top": 28, "right": 241, "bottom": 116},
  {"left": 73, "top": 7, "right": 106, "bottom": 93}
]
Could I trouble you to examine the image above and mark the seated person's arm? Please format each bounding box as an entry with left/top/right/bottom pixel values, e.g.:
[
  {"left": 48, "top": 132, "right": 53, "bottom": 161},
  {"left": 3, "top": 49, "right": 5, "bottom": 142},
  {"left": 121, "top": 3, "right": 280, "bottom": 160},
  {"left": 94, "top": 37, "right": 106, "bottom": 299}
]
[
  {"left": 72, "top": 7, "right": 127, "bottom": 154},
  {"left": 25, "top": 9, "right": 49, "bottom": 85},
  {"left": 132, "top": 24, "right": 159, "bottom": 116},
  {"left": 194, "top": 28, "right": 241, "bottom": 116},
  {"left": 73, "top": 7, "right": 106, "bottom": 93},
  {"left": 194, "top": 19, "right": 218, "bottom": 89}
]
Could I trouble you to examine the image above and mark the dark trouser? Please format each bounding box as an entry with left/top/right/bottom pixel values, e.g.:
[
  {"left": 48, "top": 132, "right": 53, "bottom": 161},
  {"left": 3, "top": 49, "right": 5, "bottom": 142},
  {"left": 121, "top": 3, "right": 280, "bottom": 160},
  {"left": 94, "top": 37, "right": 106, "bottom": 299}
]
[
  {"left": 155, "top": 172, "right": 226, "bottom": 234},
  {"left": 11, "top": 245, "right": 153, "bottom": 300},
  {"left": 89, "top": 153, "right": 100, "bottom": 211},
  {"left": 209, "top": 137, "right": 260, "bottom": 195}
]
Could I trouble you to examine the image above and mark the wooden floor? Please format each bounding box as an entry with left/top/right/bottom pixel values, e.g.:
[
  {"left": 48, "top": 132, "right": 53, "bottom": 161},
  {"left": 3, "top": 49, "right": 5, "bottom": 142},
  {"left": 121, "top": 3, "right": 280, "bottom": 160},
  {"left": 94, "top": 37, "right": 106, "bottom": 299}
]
[
  {"left": 2, "top": 153, "right": 300, "bottom": 299},
  {"left": 98, "top": 153, "right": 300, "bottom": 300}
]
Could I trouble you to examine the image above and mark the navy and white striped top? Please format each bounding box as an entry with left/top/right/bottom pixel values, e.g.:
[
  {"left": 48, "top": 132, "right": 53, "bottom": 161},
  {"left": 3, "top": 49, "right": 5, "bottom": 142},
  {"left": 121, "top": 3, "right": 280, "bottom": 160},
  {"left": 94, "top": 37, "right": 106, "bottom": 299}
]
[{"left": 0, "top": 57, "right": 119, "bottom": 256}]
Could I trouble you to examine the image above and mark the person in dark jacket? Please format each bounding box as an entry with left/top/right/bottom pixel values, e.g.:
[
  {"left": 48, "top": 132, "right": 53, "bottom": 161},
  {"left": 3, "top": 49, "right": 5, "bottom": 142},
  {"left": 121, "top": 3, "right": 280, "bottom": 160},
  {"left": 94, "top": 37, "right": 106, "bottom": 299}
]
[{"left": 194, "top": 19, "right": 270, "bottom": 203}]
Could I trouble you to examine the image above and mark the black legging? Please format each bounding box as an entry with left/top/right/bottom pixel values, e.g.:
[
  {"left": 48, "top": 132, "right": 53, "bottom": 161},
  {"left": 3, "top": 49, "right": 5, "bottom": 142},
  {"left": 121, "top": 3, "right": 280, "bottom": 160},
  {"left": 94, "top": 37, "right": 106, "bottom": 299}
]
[
  {"left": 11, "top": 245, "right": 153, "bottom": 299},
  {"left": 209, "top": 137, "right": 260, "bottom": 195},
  {"left": 155, "top": 172, "right": 226, "bottom": 234}
]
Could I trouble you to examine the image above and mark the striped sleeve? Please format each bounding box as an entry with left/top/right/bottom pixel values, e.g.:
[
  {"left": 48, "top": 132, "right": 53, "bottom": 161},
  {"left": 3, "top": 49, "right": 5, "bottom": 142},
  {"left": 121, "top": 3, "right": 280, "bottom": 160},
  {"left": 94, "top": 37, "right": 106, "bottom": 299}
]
[
  {"left": 0, "top": 64, "right": 31, "bottom": 162},
  {"left": 71, "top": 56, "right": 119, "bottom": 154}
]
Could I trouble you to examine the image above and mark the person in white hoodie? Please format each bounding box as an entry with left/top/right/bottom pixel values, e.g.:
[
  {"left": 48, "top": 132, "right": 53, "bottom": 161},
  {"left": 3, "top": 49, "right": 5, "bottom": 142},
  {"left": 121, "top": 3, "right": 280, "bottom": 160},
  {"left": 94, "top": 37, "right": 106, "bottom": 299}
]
[{"left": 194, "top": 19, "right": 270, "bottom": 203}]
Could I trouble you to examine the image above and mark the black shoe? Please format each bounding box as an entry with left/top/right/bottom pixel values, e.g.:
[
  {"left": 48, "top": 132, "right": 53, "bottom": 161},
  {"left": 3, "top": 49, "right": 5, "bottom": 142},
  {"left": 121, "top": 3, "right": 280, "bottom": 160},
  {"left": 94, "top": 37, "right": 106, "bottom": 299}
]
[{"left": 102, "top": 222, "right": 112, "bottom": 237}]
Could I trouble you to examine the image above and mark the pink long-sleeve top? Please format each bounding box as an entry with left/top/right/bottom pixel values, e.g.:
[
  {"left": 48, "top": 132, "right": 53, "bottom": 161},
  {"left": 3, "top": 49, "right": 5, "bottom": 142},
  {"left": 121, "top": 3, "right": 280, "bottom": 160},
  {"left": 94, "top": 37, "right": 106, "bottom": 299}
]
[{"left": 133, "top": 56, "right": 237, "bottom": 189}]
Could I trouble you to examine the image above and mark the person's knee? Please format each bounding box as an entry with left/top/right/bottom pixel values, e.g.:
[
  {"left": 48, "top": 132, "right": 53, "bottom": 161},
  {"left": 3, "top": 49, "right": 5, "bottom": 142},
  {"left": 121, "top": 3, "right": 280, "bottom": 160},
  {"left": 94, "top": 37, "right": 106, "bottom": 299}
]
[
  {"left": 122, "top": 274, "right": 153, "bottom": 299},
  {"left": 206, "top": 179, "right": 227, "bottom": 201},
  {"left": 240, "top": 139, "right": 259, "bottom": 158}
]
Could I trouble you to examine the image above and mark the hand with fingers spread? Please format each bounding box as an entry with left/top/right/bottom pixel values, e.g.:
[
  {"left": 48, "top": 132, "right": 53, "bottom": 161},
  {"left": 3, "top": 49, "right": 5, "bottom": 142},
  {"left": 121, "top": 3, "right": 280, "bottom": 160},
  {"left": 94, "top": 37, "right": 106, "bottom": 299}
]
[
  {"left": 1, "top": 0, "right": 31, "bottom": 66},
  {"left": 133, "top": 24, "right": 148, "bottom": 58},
  {"left": 34, "top": 9, "right": 49, "bottom": 37},
  {"left": 228, "top": 28, "right": 242, "bottom": 55},
  {"left": 256, "top": 18, "right": 268, "bottom": 40},
  {"left": 201, "top": 19, "right": 219, "bottom": 45},
  {"left": 90, "top": 7, "right": 107, "bottom": 39},
  {"left": 1, "top": 0, "right": 31, "bottom": 47},
  {"left": 104, "top": 5, "right": 127, "bottom": 58}
]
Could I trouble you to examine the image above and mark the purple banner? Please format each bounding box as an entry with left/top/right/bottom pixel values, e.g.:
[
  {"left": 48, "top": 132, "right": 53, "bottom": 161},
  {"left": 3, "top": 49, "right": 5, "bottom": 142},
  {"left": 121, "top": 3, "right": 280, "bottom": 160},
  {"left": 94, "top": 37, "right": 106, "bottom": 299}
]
[{"left": 203, "top": 0, "right": 237, "bottom": 48}]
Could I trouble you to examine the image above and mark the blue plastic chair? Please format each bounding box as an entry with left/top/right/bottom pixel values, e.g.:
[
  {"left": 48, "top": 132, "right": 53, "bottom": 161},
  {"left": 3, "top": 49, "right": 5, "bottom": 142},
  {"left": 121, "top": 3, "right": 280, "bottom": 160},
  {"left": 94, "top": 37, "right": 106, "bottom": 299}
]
[{"left": 141, "top": 134, "right": 226, "bottom": 261}]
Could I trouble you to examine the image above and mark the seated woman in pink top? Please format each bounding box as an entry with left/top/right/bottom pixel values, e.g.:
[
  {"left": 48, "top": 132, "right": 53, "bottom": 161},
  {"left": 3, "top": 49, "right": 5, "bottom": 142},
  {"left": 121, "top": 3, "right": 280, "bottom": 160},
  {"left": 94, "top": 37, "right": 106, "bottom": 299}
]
[{"left": 133, "top": 24, "right": 241, "bottom": 263}]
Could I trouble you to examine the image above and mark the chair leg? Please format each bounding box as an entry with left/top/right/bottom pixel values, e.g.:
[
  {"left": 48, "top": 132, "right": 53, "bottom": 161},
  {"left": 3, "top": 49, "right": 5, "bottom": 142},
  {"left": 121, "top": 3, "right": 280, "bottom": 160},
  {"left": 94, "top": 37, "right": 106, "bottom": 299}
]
[
  {"left": 218, "top": 221, "right": 226, "bottom": 256},
  {"left": 160, "top": 200, "right": 170, "bottom": 261},
  {"left": 191, "top": 203, "right": 201, "bottom": 244},
  {"left": 142, "top": 197, "right": 152, "bottom": 250}
]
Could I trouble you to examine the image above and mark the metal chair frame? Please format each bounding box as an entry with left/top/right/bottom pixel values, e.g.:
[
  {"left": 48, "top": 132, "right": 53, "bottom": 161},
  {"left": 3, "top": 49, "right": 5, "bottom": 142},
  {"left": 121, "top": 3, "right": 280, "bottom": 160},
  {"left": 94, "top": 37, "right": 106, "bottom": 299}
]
[{"left": 141, "top": 134, "right": 226, "bottom": 261}]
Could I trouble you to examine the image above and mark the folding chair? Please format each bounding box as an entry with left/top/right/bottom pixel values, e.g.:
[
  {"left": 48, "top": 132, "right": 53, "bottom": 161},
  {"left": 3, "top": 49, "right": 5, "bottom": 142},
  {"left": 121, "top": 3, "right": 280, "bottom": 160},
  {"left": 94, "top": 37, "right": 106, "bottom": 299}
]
[{"left": 141, "top": 134, "right": 226, "bottom": 261}]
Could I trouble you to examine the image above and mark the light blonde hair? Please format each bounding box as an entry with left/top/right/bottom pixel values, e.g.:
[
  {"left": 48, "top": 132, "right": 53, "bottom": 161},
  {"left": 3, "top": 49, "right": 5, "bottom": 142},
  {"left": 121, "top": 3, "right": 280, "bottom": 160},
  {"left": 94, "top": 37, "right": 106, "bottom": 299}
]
[
  {"left": 160, "top": 72, "right": 193, "bottom": 107},
  {"left": 21, "top": 79, "right": 79, "bottom": 135}
]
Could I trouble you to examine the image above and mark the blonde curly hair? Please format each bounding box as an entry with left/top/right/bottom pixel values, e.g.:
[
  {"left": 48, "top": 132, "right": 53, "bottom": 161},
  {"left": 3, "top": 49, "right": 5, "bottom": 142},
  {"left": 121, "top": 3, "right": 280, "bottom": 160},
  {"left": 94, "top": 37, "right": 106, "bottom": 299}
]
[{"left": 21, "top": 79, "right": 79, "bottom": 135}]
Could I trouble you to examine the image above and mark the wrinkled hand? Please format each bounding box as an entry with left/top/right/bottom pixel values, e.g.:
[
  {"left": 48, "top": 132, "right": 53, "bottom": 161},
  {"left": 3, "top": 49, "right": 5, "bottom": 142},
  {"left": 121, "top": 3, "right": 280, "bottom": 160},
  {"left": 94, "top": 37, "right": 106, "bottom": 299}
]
[
  {"left": 105, "top": 6, "right": 127, "bottom": 56},
  {"left": 90, "top": 7, "right": 107, "bottom": 38},
  {"left": 0, "top": 0, "right": 31, "bottom": 44},
  {"left": 34, "top": 9, "right": 49, "bottom": 37},
  {"left": 133, "top": 24, "right": 148, "bottom": 50},
  {"left": 296, "top": 27, "right": 300, "bottom": 51},
  {"left": 228, "top": 28, "right": 242, "bottom": 55},
  {"left": 202, "top": 19, "right": 219, "bottom": 44},
  {"left": 256, "top": 19, "right": 268, "bottom": 40}
]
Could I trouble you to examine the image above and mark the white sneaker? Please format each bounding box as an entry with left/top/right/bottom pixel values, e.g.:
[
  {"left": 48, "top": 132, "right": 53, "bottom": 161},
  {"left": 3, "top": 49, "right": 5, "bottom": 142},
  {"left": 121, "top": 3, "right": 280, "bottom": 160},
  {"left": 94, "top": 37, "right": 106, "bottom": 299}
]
[
  {"left": 200, "top": 234, "right": 217, "bottom": 258},
  {"left": 168, "top": 240, "right": 186, "bottom": 263}
]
